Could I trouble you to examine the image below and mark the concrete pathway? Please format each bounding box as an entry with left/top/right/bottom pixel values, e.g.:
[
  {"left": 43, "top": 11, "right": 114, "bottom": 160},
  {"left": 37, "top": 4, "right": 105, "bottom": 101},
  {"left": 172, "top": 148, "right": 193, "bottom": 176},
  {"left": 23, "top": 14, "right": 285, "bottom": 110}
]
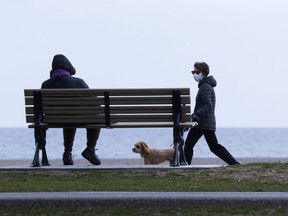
[
  {"left": 1, "top": 157, "right": 287, "bottom": 168},
  {"left": 1, "top": 192, "right": 288, "bottom": 207},
  {"left": 0, "top": 164, "right": 222, "bottom": 170},
  {"left": 0, "top": 158, "right": 224, "bottom": 169}
]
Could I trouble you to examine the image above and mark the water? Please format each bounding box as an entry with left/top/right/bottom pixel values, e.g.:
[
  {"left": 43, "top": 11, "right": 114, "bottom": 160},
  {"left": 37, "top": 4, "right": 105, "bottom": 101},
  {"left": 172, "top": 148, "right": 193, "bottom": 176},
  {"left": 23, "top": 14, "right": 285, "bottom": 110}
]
[{"left": 0, "top": 127, "right": 288, "bottom": 160}]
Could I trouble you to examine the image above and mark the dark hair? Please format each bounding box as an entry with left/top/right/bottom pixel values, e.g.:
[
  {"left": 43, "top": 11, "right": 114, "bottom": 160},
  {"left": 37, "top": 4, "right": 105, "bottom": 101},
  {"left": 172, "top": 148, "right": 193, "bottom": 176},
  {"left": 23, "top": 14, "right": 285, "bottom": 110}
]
[{"left": 194, "top": 62, "right": 209, "bottom": 76}]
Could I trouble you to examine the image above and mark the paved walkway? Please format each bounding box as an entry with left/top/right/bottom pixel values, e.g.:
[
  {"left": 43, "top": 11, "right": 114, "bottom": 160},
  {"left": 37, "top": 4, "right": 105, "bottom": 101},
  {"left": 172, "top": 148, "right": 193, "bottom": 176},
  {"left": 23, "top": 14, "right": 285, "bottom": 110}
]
[
  {"left": 0, "top": 164, "right": 222, "bottom": 170},
  {"left": 1, "top": 192, "right": 288, "bottom": 207},
  {"left": 1, "top": 157, "right": 287, "bottom": 169},
  {"left": 0, "top": 158, "right": 225, "bottom": 169}
]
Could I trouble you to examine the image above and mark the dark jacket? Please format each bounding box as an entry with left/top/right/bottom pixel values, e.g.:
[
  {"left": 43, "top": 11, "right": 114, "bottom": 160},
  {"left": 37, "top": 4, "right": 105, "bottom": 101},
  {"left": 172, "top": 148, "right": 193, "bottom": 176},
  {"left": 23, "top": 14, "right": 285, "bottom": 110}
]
[
  {"left": 192, "top": 76, "right": 217, "bottom": 131},
  {"left": 41, "top": 76, "right": 89, "bottom": 89},
  {"left": 42, "top": 54, "right": 89, "bottom": 89}
]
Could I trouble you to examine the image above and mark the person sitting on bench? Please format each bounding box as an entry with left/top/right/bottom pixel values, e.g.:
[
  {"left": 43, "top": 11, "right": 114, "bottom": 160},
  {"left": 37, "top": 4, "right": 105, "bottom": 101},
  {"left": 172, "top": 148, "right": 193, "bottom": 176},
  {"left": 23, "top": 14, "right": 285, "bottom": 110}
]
[{"left": 41, "top": 54, "right": 101, "bottom": 166}]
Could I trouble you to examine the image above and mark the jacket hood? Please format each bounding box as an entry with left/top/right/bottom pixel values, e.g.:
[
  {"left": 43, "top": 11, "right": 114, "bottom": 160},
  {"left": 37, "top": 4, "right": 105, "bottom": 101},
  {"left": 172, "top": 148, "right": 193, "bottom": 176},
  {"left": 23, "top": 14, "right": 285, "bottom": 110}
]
[
  {"left": 199, "top": 75, "right": 217, "bottom": 88},
  {"left": 50, "top": 54, "right": 76, "bottom": 77}
]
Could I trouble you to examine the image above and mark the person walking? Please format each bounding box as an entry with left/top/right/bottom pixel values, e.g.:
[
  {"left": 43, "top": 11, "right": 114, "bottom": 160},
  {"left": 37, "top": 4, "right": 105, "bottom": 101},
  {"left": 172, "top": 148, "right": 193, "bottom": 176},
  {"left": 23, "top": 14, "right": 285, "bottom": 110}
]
[
  {"left": 184, "top": 61, "right": 240, "bottom": 165},
  {"left": 41, "top": 54, "right": 101, "bottom": 166}
]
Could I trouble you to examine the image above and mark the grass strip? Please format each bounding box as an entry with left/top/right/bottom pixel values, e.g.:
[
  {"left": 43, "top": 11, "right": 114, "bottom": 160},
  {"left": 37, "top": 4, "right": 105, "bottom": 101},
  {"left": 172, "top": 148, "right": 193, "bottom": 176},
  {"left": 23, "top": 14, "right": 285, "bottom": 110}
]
[
  {"left": 0, "top": 162, "right": 288, "bottom": 192},
  {"left": 1, "top": 205, "right": 288, "bottom": 216}
]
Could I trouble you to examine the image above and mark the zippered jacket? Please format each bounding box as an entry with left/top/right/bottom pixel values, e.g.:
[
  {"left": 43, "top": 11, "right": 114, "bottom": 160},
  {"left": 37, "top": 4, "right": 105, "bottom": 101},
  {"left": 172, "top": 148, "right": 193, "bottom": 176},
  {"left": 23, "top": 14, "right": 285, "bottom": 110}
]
[{"left": 192, "top": 76, "right": 217, "bottom": 131}]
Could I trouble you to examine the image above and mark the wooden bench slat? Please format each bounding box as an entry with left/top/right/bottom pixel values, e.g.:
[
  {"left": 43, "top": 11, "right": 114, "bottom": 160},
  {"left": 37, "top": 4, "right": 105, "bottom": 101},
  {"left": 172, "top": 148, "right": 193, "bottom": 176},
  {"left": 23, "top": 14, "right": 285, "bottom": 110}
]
[
  {"left": 24, "top": 88, "right": 190, "bottom": 97},
  {"left": 28, "top": 122, "right": 193, "bottom": 129},
  {"left": 28, "top": 114, "right": 190, "bottom": 122},
  {"left": 110, "top": 122, "right": 194, "bottom": 128},
  {"left": 26, "top": 116, "right": 104, "bottom": 124},
  {"left": 26, "top": 114, "right": 191, "bottom": 124},
  {"left": 25, "top": 106, "right": 191, "bottom": 115},
  {"left": 25, "top": 96, "right": 191, "bottom": 106},
  {"left": 26, "top": 106, "right": 104, "bottom": 115}
]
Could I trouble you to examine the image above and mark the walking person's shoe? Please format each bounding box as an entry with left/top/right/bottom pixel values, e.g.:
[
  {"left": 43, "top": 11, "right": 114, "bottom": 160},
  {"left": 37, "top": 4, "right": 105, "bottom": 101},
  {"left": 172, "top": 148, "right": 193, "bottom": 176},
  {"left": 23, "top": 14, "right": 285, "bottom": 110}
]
[
  {"left": 62, "top": 151, "right": 74, "bottom": 165},
  {"left": 81, "top": 148, "right": 101, "bottom": 165}
]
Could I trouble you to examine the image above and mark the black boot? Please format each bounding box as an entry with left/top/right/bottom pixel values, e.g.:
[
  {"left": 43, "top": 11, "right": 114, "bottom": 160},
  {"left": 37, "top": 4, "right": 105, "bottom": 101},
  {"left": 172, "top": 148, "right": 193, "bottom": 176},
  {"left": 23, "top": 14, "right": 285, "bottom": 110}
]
[
  {"left": 62, "top": 151, "right": 74, "bottom": 165},
  {"left": 81, "top": 148, "right": 101, "bottom": 165}
]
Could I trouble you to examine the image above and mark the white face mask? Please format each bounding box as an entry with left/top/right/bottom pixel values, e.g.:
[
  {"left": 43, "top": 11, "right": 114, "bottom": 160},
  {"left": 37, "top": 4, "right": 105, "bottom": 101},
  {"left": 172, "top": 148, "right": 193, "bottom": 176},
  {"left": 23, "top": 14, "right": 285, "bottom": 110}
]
[{"left": 193, "top": 73, "right": 204, "bottom": 82}]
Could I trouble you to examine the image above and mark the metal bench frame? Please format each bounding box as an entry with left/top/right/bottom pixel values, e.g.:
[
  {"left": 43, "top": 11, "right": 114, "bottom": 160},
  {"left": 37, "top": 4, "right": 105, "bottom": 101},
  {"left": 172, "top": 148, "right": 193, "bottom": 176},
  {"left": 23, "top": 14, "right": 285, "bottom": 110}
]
[{"left": 24, "top": 88, "right": 193, "bottom": 167}]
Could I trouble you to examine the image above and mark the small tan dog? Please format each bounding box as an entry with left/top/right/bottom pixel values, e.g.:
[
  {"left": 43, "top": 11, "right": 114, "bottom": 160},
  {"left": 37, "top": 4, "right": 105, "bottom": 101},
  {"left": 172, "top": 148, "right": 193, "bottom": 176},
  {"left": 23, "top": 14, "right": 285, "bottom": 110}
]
[{"left": 132, "top": 141, "right": 174, "bottom": 165}]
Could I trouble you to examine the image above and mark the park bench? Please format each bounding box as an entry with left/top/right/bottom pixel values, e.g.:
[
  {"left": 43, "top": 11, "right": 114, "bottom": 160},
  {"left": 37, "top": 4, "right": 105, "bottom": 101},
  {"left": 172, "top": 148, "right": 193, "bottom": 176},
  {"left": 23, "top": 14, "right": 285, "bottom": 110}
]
[{"left": 24, "top": 88, "right": 194, "bottom": 167}]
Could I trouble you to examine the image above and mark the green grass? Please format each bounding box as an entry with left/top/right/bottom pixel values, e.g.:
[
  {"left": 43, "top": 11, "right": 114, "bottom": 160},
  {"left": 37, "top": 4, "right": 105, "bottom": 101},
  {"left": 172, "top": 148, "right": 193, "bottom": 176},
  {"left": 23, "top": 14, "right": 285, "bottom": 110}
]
[
  {"left": 0, "top": 163, "right": 288, "bottom": 192},
  {"left": 1, "top": 163, "right": 288, "bottom": 215},
  {"left": 2, "top": 205, "right": 288, "bottom": 216}
]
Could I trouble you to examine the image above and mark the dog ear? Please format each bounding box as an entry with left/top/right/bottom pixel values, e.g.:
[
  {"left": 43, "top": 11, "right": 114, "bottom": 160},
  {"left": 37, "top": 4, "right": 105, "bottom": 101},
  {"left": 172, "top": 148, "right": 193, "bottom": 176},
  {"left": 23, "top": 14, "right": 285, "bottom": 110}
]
[
  {"left": 141, "top": 142, "right": 149, "bottom": 155},
  {"left": 142, "top": 142, "right": 149, "bottom": 149}
]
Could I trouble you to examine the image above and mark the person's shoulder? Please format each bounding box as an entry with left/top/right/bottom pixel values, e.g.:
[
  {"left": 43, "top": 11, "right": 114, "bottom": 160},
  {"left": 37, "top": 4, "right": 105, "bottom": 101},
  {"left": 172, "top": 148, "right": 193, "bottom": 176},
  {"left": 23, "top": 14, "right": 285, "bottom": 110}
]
[
  {"left": 41, "top": 78, "right": 51, "bottom": 88},
  {"left": 70, "top": 76, "right": 87, "bottom": 83},
  {"left": 199, "top": 82, "right": 212, "bottom": 91},
  {"left": 198, "top": 80, "right": 215, "bottom": 94},
  {"left": 70, "top": 76, "right": 89, "bottom": 88},
  {"left": 200, "top": 76, "right": 216, "bottom": 88}
]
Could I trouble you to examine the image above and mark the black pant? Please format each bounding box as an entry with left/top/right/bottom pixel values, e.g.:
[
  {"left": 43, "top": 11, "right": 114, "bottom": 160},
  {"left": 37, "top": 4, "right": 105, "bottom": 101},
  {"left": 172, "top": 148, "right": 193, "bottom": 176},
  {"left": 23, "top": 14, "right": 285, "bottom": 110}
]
[
  {"left": 63, "top": 128, "right": 101, "bottom": 152},
  {"left": 184, "top": 128, "right": 239, "bottom": 165},
  {"left": 39, "top": 128, "right": 101, "bottom": 152}
]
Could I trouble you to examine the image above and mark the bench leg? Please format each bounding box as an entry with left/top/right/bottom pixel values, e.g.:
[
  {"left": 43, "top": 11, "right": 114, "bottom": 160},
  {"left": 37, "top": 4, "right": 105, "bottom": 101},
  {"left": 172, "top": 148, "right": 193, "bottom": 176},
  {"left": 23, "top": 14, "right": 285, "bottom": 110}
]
[
  {"left": 179, "top": 141, "right": 187, "bottom": 166},
  {"left": 31, "top": 128, "right": 50, "bottom": 167},
  {"left": 171, "top": 141, "right": 180, "bottom": 167},
  {"left": 30, "top": 145, "right": 51, "bottom": 167},
  {"left": 41, "top": 147, "right": 50, "bottom": 166},
  {"left": 171, "top": 129, "right": 187, "bottom": 167},
  {"left": 30, "top": 145, "right": 40, "bottom": 167},
  {"left": 171, "top": 142, "right": 188, "bottom": 166}
]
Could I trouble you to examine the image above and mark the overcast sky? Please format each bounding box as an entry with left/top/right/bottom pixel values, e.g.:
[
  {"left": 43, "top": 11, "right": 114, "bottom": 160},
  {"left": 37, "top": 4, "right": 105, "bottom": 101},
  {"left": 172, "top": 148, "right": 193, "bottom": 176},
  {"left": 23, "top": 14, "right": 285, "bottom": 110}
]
[{"left": 0, "top": 0, "right": 287, "bottom": 128}]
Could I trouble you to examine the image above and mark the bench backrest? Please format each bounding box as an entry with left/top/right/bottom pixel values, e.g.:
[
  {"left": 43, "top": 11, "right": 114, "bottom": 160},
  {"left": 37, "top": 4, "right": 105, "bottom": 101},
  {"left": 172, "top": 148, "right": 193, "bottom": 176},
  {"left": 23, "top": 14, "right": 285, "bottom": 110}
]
[{"left": 24, "top": 88, "right": 192, "bottom": 128}]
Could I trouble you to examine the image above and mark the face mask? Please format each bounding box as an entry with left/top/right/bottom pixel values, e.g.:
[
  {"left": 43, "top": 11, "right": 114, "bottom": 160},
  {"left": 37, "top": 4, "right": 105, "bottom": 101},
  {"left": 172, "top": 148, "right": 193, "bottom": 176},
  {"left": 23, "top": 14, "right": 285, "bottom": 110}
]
[{"left": 193, "top": 73, "right": 203, "bottom": 82}]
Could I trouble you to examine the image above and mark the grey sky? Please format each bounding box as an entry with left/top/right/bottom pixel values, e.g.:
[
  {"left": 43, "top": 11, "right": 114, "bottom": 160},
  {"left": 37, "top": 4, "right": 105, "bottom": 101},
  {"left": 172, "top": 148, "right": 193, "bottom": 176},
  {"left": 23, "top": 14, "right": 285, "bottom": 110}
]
[{"left": 1, "top": 0, "right": 287, "bottom": 127}]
